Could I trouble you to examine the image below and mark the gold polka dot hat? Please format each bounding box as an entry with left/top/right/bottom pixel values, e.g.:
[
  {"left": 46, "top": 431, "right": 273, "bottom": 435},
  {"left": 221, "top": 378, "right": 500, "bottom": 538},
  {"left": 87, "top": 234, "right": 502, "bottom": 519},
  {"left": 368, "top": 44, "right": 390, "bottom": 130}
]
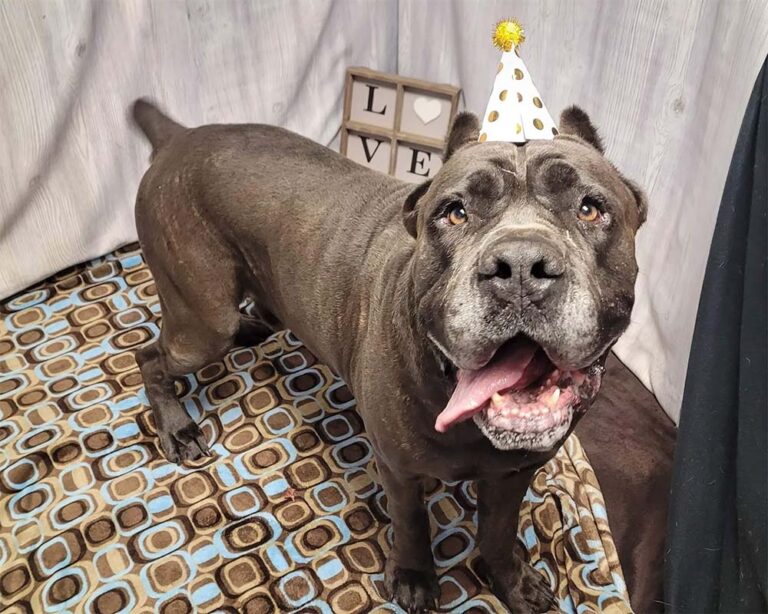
[{"left": 479, "top": 19, "right": 557, "bottom": 143}]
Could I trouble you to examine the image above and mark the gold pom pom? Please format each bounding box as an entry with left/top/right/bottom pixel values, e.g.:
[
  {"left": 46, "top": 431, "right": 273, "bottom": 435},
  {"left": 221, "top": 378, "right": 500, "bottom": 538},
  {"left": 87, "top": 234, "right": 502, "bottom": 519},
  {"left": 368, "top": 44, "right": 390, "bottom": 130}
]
[{"left": 492, "top": 19, "right": 525, "bottom": 52}]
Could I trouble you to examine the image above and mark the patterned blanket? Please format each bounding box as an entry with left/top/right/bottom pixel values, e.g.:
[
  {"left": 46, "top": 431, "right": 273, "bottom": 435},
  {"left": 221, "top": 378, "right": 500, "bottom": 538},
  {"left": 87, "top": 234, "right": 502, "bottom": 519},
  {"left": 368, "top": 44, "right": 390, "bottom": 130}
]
[{"left": 0, "top": 245, "right": 631, "bottom": 613}]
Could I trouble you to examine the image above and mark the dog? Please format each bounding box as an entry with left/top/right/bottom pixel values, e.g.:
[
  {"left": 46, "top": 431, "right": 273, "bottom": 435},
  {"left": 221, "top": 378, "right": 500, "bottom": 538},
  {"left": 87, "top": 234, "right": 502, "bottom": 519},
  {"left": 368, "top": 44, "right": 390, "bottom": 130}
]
[{"left": 131, "top": 98, "right": 646, "bottom": 613}]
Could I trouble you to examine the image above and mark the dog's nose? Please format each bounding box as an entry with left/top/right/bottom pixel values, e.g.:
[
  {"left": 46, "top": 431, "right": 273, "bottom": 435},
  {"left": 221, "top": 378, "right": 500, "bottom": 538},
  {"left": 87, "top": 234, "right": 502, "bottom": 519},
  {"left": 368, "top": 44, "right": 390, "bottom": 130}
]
[{"left": 478, "top": 238, "right": 565, "bottom": 301}]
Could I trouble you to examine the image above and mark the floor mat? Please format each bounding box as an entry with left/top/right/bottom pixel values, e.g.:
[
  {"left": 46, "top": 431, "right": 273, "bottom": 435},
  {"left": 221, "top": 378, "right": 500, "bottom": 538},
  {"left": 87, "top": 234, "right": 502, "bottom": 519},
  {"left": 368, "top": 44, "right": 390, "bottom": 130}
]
[{"left": 0, "top": 245, "right": 631, "bottom": 613}]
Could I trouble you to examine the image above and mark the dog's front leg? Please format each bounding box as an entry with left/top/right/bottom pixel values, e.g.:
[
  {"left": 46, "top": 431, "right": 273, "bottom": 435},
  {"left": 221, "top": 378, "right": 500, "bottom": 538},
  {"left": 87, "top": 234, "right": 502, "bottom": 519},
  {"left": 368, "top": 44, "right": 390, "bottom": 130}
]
[
  {"left": 477, "top": 469, "right": 556, "bottom": 613},
  {"left": 378, "top": 459, "right": 439, "bottom": 612}
]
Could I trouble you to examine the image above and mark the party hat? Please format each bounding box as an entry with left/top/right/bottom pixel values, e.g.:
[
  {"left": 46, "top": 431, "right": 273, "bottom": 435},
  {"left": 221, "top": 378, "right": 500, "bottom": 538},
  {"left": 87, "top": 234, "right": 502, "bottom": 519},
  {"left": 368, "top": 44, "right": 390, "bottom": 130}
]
[{"left": 479, "top": 20, "right": 557, "bottom": 143}]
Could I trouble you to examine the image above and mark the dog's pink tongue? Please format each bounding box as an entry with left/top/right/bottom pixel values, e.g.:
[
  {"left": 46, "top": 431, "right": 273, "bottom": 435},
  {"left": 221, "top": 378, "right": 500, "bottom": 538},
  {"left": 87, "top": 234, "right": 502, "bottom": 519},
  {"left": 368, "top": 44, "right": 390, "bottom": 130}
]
[{"left": 434, "top": 339, "right": 539, "bottom": 432}]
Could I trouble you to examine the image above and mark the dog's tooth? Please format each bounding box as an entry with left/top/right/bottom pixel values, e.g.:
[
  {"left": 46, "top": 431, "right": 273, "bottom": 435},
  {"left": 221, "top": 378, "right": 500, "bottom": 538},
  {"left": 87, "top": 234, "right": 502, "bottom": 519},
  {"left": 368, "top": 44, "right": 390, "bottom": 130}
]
[
  {"left": 491, "top": 392, "right": 504, "bottom": 407},
  {"left": 542, "top": 388, "right": 560, "bottom": 409},
  {"left": 510, "top": 406, "right": 519, "bottom": 416}
]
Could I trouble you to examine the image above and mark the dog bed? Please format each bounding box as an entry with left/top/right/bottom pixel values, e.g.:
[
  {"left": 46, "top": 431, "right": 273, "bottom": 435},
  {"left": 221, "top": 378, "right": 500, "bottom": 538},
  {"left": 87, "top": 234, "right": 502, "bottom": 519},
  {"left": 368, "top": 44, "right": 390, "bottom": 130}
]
[{"left": 0, "top": 244, "right": 631, "bottom": 613}]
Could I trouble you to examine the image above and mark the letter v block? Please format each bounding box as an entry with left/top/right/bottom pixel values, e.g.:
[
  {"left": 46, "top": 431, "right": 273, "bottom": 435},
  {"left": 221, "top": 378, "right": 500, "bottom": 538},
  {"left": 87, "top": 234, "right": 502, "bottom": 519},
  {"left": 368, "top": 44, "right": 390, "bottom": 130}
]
[{"left": 346, "top": 132, "right": 391, "bottom": 174}]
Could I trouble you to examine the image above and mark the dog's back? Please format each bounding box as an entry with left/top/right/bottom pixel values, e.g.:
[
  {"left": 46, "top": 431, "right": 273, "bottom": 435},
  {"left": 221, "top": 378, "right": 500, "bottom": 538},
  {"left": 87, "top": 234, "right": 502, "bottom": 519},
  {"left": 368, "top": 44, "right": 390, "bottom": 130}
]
[{"left": 130, "top": 99, "right": 410, "bottom": 381}]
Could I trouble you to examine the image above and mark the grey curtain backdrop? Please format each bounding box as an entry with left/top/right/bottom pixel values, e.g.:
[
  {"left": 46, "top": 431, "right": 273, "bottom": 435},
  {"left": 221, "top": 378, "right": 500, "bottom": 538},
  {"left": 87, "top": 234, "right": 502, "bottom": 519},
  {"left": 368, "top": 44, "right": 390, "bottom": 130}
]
[{"left": 2, "top": 0, "right": 767, "bottom": 423}]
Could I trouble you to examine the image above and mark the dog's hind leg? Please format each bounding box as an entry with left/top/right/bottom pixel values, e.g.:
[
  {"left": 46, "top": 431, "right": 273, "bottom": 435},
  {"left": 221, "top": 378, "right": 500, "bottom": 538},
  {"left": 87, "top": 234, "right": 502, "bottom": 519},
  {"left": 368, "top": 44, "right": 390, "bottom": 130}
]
[
  {"left": 236, "top": 295, "right": 282, "bottom": 347},
  {"left": 136, "top": 263, "right": 242, "bottom": 464},
  {"left": 235, "top": 313, "right": 275, "bottom": 347},
  {"left": 137, "top": 340, "right": 211, "bottom": 463},
  {"left": 133, "top": 141, "right": 254, "bottom": 462}
]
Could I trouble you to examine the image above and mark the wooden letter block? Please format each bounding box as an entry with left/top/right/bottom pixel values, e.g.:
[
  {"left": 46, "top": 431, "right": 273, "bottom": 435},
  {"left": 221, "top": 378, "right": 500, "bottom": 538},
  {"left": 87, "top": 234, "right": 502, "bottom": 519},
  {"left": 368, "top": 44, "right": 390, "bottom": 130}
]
[
  {"left": 349, "top": 79, "right": 397, "bottom": 129},
  {"left": 394, "top": 142, "right": 442, "bottom": 183},
  {"left": 400, "top": 89, "right": 453, "bottom": 141},
  {"left": 346, "top": 132, "right": 391, "bottom": 174}
]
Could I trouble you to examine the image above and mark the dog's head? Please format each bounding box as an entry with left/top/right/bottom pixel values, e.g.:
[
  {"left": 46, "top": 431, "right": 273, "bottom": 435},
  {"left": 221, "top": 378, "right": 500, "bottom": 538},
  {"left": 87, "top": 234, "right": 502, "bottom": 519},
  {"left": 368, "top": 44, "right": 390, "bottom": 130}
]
[{"left": 405, "top": 107, "right": 646, "bottom": 452}]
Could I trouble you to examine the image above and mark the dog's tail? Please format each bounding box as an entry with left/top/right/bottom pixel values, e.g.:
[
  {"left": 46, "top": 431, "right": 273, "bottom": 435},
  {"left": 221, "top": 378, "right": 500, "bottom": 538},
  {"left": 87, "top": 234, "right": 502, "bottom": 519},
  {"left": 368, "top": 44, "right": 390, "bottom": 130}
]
[{"left": 131, "top": 98, "right": 184, "bottom": 153}]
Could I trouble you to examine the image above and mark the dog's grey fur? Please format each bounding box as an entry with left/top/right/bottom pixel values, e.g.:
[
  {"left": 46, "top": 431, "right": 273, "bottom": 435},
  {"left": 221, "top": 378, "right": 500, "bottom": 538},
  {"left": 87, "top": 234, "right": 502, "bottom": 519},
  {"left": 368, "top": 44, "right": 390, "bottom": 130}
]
[{"left": 131, "top": 99, "right": 645, "bottom": 613}]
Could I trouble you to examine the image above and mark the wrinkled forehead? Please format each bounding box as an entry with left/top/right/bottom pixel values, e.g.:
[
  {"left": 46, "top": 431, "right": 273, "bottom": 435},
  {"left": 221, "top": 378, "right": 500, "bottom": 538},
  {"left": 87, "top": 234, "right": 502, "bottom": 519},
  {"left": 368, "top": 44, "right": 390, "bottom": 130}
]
[{"left": 434, "top": 138, "right": 629, "bottom": 201}]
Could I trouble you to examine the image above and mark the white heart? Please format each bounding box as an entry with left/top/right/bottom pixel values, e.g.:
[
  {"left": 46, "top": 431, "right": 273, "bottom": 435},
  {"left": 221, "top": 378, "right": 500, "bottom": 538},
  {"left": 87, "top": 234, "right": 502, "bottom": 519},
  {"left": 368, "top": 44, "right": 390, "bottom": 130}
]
[{"left": 413, "top": 97, "right": 442, "bottom": 125}]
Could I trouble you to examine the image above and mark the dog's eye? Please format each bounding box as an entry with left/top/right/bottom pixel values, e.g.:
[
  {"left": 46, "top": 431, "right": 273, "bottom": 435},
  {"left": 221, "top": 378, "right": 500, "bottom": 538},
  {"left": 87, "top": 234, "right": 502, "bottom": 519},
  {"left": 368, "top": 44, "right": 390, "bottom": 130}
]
[
  {"left": 446, "top": 202, "right": 468, "bottom": 226},
  {"left": 577, "top": 197, "right": 602, "bottom": 223}
]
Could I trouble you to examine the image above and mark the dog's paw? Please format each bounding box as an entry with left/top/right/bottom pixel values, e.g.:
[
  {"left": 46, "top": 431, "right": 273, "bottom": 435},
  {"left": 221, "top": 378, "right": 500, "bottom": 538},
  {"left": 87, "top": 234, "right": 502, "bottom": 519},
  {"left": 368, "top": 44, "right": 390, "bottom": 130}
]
[
  {"left": 507, "top": 561, "right": 556, "bottom": 613},
  {"left": 479, "top": 556, "right": 556, "bottom": 614},
  {"left": 384, "top": 562, "right": 438, "bottom": 613},
  {"left": 158, "top": 422, "right": 211, "bottom": 464}
]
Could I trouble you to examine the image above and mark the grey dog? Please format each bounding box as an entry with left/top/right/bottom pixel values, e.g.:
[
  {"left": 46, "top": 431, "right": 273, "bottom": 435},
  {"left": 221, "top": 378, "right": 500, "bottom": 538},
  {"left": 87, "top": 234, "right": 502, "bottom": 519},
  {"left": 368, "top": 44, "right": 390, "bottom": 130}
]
[{"left": 131, "top": 98, "right": 646, "bottom": 613}]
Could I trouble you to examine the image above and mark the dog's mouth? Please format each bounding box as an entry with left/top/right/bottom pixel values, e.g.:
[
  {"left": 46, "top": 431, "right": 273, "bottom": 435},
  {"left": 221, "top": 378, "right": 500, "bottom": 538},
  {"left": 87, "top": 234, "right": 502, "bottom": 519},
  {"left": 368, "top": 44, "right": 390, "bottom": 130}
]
[{"left": 433, "top": 335, "right": 604, "bottom": 451}]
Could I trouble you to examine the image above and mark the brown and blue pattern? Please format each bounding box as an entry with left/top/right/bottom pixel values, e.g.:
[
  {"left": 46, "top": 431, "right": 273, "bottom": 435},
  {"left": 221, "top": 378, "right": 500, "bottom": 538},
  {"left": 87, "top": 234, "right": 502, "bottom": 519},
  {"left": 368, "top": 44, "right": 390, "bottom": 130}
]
[{"left": 0, "top": 245, "right": 631, "bottom": 613}]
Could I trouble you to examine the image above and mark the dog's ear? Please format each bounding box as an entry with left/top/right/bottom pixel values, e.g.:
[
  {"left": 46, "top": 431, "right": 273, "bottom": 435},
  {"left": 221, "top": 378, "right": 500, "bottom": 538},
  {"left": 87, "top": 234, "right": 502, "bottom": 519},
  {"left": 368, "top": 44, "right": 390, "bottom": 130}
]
[
  {"left": 444, "top": 112, "right": 481, "bottom": 161},
  {"left": 622, "top": 176, "right": 648, "bottom": 226},
  {"left": 558, "top": 106, "right": 604, "bottom": 153},
  {"left": 402, "top": 179, "right": 432, "bottom": 238}
]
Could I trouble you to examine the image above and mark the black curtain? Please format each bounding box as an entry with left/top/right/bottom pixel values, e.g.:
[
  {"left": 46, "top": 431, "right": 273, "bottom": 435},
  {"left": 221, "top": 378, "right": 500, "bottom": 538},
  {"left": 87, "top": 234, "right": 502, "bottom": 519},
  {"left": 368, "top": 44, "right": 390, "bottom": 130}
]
[{"left": 665, "top": 57, "right": 767, "bottom": 612}]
